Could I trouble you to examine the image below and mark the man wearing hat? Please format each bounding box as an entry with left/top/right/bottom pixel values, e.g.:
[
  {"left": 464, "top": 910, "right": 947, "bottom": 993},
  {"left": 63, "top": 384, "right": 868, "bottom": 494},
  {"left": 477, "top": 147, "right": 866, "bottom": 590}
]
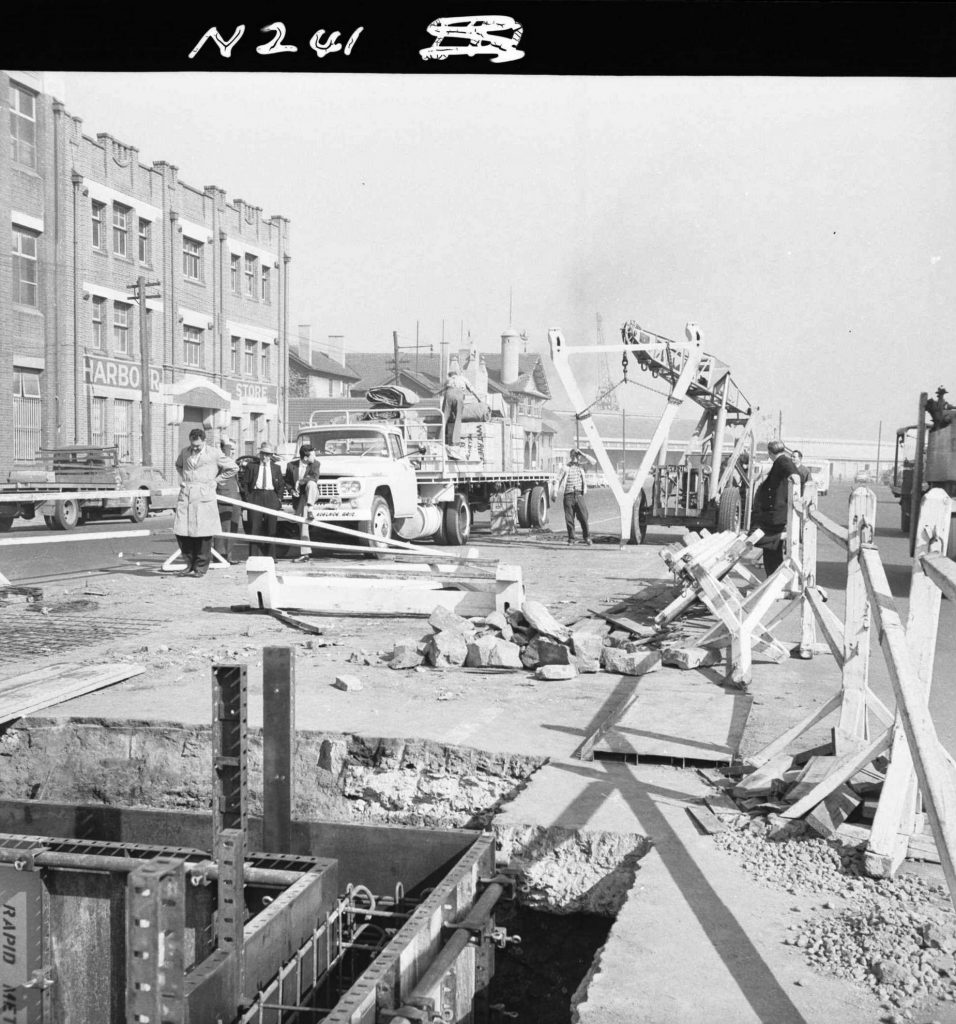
[
  {"left": 239, "top": 440, "right": 286, "bottom": 558},
  {"left": 558, "top": 449, "right": 593, "bottom": 545},
  {"left": 216, "top": 437, "right": 243, "bottom": 564}
]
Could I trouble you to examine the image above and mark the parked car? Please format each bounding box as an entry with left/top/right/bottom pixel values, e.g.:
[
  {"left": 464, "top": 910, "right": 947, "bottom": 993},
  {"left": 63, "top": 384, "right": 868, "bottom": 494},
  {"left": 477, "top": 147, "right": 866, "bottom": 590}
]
[{"left": 854, "top": 471, "right": 875, "bottom": 484}]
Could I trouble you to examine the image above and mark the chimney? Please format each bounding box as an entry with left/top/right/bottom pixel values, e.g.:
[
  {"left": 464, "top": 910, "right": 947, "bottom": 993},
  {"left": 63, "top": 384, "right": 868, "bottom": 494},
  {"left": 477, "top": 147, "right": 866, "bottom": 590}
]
[
  {"left": 297, "top": 323, "right": 312, "bottom": 362},
  {"left": 323, "top": 335, "right": 346, "bottom": 367},
  {"left": 501, "top": 328, "right": 520, "bottom": 386}
]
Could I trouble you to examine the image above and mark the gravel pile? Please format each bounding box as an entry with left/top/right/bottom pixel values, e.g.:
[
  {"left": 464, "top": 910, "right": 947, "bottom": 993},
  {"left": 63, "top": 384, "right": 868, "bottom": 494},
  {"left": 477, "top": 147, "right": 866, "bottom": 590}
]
[{"left": 714, "top": 818, "right": 956, "bottom": 1018}]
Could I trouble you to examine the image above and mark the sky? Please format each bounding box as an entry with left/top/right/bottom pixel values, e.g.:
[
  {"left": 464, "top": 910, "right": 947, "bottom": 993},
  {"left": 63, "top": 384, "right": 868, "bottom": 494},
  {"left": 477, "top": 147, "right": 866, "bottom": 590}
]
[{"left": 53, "top": 72, "right": 956, "bottom": 444}]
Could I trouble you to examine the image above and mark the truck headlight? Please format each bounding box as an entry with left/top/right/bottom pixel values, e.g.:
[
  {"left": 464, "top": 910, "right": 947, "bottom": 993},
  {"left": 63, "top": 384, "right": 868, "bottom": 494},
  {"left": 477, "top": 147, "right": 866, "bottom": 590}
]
[{"left": 338, "top": 479, "right": 362, "bottom": 497}]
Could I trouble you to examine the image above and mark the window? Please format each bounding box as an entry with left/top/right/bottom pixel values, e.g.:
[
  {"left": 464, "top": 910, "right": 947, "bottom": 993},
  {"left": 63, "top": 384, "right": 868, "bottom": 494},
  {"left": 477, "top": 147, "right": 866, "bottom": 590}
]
[
  {"left": 113, "top": 203, "right": 130, "bottom": 257},
  {"left": 13, "top": 369, "right": 42, "bottom": 461},
  {"left": 231, "top": 254, "right": 240, "bottom": 293},
  {"left": 113, "top": 301, "right": 130, "bottom": 355},
  {"left": 91, "top": 202, "right": 105, "bottom": 249},
  {"left": 91, "top": 296, "right": 106, "bottom": 349},
  {"left": 230, "top": 336, "right": 240, "bottom": 373},
  {"left": 114, "top": 399, "right": 134, "bottom": 462},
  {"left": 261, "top": 266, "right": 271, "bottom": 303},
  {"left": 244, "top": 339, "right": 257, "bottom": 376},
  {"left": 91, "top": 396, "right": 108, "bottom": 447},
  {"left": 183, "top": 325, "right": 203, "bottom": 368},
  {"left": 260, "top": 343, "right": 270, "bottom": 380},
  {"left": 244, "top": 254, "right": 257, "bottom": 297},
  {"left": 230, "top": 417, "right": 242, "bottom": 451},
  {"left": 11, "top": 226, "right": 38, "bottom": 306},
  {"left": 138, "top": 219, "right": 151, "bottom": 264},
  {"left": 9, "top": 82, "right": 37, "bottom": 169},
  {"left": 183, "top": 236, "right": 203, "bottom": 282}
]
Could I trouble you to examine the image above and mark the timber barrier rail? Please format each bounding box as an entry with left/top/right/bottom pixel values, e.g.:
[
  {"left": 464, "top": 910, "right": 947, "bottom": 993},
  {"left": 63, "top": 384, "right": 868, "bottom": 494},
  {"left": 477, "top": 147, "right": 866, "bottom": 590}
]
[{"left": 748, "top": 479, "right": 956, "bottom": 910}]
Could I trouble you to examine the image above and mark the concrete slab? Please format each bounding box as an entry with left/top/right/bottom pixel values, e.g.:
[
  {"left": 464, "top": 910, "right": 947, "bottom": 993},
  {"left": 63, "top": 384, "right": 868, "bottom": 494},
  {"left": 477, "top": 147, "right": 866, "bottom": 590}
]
[{"left": 495, "top": 761, "right": 887, "bottom": 1024}]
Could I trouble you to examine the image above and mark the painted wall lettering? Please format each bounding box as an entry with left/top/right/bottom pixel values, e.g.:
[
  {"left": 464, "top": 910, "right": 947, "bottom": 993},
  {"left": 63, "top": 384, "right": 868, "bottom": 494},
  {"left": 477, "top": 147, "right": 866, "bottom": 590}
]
[{"left": 84, "top": 355, "right": 162, "bottom": 393}]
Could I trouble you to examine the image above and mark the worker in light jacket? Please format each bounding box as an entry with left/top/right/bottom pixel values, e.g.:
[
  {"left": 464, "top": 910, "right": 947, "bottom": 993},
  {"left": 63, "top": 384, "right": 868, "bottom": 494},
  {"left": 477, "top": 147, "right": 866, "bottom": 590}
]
[
  {"left": 216, "top": 437, "right": 243, "bottom": 564},
  {"left": 173, "top": 427, "right": 238, "bottom": 577}
]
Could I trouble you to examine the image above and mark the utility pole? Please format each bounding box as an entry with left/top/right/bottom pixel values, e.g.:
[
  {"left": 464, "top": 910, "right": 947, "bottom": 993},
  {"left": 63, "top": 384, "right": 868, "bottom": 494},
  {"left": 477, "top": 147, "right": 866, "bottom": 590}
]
[
  {"left": 876, "top": 420, "right": 883, "bottom": 481},
  {"left": 392, "top": 331, "right": 401, "bottom": 384},
  {"left": 440, "top": 320, "right": 448, "bottom": 380},
  {"left": 391, "top": 329, "right": 433, "bottom": 384},
  {"left": 777, "top": 410, "right": 783, "bottom": 440},
  {"left": 128, "top": 275, "right": 161, "bottom": 466}
]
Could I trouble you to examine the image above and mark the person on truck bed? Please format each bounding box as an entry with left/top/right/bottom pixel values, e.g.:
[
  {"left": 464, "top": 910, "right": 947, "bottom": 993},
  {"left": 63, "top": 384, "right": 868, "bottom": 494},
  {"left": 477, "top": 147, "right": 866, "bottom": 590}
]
[
  {"left": 440, "top": 368, "right": 480, "bottom": 449},
  {"left": 173, "top": 428, "right": 238, "bottom": 577}
]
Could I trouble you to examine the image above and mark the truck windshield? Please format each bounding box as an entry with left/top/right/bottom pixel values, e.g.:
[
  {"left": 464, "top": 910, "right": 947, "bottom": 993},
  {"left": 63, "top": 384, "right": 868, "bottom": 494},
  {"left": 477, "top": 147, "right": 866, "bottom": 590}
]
[{"left": 299, "top": 429, "right": 389, "bottom": 457}]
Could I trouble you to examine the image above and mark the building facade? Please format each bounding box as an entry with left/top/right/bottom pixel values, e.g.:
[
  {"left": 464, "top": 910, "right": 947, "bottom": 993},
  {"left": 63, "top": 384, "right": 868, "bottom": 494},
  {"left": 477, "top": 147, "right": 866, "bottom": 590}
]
[{"left": 2, "top": 71, "right": 291, "bottom": 477}]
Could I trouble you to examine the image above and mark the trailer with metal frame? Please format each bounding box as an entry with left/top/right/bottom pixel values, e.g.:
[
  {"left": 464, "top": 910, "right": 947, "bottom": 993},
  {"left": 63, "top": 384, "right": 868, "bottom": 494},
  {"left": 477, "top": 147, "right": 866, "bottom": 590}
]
[{"left": 548, "top": 319, "right": 759, "bottom": 546}]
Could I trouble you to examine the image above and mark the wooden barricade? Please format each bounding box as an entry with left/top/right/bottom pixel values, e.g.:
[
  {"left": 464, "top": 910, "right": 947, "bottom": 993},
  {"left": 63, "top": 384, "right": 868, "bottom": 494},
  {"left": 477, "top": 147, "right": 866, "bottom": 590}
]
[{"left": 745, "top": 483, "right": 956, "bottom": 908}]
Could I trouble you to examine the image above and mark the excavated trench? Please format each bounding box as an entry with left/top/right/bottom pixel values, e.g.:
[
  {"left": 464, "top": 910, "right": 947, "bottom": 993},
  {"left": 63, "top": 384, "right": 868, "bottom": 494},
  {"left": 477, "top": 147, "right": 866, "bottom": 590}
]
[{"left": 0, "top": 716, "right": 640, "bottom": 1023}]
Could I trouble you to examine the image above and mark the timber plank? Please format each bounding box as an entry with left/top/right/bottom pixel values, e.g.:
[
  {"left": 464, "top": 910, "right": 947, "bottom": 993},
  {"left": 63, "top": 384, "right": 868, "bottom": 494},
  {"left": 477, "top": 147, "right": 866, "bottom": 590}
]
[
  {"left": 686, "top": 804, "right": 728, "bottom": 834},
  {"left": 0, "top": 663, "right": 145, "bottom": 724},
  {"left": 805, "top": 784, "right": 863, "bottom": 838}
]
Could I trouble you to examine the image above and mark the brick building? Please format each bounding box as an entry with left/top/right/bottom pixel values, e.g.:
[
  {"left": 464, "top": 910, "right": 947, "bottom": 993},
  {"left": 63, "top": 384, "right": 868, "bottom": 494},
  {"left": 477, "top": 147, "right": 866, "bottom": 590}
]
[{"left": 2, "top": 71, "right": 291, "bottom": 478}]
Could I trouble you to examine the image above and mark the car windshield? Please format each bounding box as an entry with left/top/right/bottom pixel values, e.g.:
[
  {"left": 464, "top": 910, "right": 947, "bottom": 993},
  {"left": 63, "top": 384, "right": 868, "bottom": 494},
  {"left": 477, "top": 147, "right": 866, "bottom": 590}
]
[{"left": 298, "top": 429, "right": 389, "bottom": 457}]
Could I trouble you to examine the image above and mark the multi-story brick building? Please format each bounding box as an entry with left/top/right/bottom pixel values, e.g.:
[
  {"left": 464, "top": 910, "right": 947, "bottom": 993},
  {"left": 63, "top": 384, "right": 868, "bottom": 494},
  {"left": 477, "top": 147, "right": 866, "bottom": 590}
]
[{"left": 2, "top": 71, "right": 291, "bottom": 478}]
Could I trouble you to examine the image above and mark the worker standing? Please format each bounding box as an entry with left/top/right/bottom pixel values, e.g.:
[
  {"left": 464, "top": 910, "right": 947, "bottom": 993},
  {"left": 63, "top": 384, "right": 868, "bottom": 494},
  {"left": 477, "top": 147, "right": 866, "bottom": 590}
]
[
  {"left": 240, "top": 441, "right": 286, "bottom": 558},
  {"left": 790, "top": 449, "right": 813, "bottom": 492},
  {"left": 173, "top": 427, "right": 237, "bottom": 577},
  {"left": 216, "top": 437, "right": 243, "bottom": 564},
  {"left": 558, "top": 449, "right": 592, "bottom": 545},
  {"left": 440, "top": 368, "right": 480, "bottom": 453},
  {"left": 284, "top": 444, "right": 321, "bottom": 562},
  {"left": 752, "top": 439, "right": 801, "bottom": 574}
]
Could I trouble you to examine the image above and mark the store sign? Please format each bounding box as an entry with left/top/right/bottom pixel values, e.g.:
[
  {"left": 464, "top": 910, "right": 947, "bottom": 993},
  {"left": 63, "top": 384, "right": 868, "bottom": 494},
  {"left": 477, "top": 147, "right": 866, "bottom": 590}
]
[
  {"left": 84, "top": 355, "right": 161, "bottom": 392},
  {"left": 232, "top": 381, "right": 278, "bottom": 404}
]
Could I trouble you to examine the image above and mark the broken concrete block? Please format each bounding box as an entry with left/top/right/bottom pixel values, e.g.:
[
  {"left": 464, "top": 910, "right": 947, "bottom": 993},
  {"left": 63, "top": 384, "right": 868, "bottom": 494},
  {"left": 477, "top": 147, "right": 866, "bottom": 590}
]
[
  {"left": 484, "top": 610, "right": 509, "bottom": 633},
  {"left": 536, "top": 638, "right": 573, "bottom": 666},
  {"left": 519, "top": 638, "right": 540, "bottom": 669},
  {"left": 333, "top": 674, "right": 363, "bottom": 692},
  {"left": 571, "top": 632, "right": 605, "bottom": 663},
  {"left": 521, "top": 600, "right": 571, "bottom": 643},
  {"left": 600, "top": 647, "right": 662, "bottom": 676},
  {"left": 661, "top": 646, "right": 722, "bottom": 669},
  {"left": 428, "top": 606, "right": 474, "bottom": 635},
  {"left": 466, "top": 636, "right": 523, "bottom": 669},
  {"left": 535, "top": 664, "right": 577, "bottom": 681},
  {"left": 569, "top": 616, "right": 612, "bottom": 638},
  {"left": 389, "top": 640, "right": 424, "bottom": 670},
  {"left": 570, "top": 653, "right": 600, "bottom": 674},
  {"left": 426, "top": 630, "right": 469, "bottom": 668}
]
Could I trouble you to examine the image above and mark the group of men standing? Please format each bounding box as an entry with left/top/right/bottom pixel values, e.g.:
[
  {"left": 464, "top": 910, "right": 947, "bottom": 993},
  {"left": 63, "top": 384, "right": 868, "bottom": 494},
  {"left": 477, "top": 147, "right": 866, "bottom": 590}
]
[{"left": 172, "top": 431, "right": 322, "bottom": 577}]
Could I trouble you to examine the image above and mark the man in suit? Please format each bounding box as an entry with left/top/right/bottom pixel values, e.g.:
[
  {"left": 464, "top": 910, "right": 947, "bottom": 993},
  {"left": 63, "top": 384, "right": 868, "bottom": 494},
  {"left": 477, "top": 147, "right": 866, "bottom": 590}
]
[
  {"left": 240, "top": 440, "right": 285, "bottom": 558},
  {"left": 284, "top": 444, "right": 321, "bottom": 561}
]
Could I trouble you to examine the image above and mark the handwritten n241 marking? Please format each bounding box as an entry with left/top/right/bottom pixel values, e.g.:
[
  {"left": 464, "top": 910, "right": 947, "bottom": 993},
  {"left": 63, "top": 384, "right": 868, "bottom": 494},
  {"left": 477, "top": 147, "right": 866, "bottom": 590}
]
[
  {"left": 420, "top": 16, "right": 524, "bottom": 63},
  {"left": 190, "top": 23, "right": 363, "bottom": 59}
]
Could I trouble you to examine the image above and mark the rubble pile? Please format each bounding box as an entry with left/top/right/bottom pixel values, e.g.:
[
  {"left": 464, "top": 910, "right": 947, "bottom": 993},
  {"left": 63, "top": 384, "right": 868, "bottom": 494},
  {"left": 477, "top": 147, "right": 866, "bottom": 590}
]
[
  {"left": 714, "top": 818, "right": 956, "bottom": 1016},
  {"left": 382, "top": 599, "right": 676, "bottom": 679}
]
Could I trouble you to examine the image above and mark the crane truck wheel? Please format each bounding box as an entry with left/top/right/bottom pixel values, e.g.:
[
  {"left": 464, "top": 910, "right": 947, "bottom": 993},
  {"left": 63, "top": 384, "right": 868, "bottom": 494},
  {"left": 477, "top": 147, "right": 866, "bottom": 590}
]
[
  {"left": 517, "top": 489, "right": 533, "bottom": 528},
  {"left": 716, "top": 487, "right": 742, "bottom": 533},
  {"left": 528, "top": 485, "right": 549, "bottom": 528},
  {"left": 128, "top": 493, "right": 150, "bottom": 523},
  {"left": 441, "top": 493, "right": 471, "bottom": 546},
  {"left": 50, "top": 499, "right": 80, "bottom": 531},
  {"left": 629, "top": 490, "right": 649, "bottom": 545}
]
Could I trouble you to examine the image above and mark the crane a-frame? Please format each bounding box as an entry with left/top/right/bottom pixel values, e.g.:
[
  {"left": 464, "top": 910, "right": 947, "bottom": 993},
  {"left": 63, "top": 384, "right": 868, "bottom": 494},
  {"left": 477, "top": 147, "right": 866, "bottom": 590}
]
[{"left": 548, "top": 319, "right": 759, "bottom": 546}]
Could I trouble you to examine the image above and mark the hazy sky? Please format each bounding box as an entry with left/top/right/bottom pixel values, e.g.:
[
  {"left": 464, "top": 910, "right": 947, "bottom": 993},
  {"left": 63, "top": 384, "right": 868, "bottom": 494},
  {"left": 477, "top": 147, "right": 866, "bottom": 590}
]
[{"left": 55, "top": 72, "right": 956, "bottom": 442}]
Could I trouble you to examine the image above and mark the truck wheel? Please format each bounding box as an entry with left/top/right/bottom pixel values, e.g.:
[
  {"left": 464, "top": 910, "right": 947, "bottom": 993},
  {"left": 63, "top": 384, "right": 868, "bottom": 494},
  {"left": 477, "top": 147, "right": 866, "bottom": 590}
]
[
  {"left": 629, "top": 491, "right": 649, "bottom": 545},
  {"left": 517, "top": 490, "right": 532, "bottom": 528},
  {"left": 50, "top": 500, "right": 80, "bottom": 531},
  {"left": 128, "top": 493, "right": 149, "bottom": 523},
  {"left": 0, "top": 516, "right": 13, "bottom": 533},
  {"left": 528, "top": 485, "right": 549, "bottom": 528},
  {"left": 442, "top": 493, "right": 471, "bottom": 546},
  {"left": 716, "top": 486, "right": 742, "bottom": 533},
  {"left": 362, "top": 495, "right": 393, "bottom": 553}
]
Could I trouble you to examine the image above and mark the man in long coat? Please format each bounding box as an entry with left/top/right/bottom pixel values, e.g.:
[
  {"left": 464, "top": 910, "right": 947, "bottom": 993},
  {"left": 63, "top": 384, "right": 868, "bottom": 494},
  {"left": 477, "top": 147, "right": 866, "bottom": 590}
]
[
  {"left": 174, "top": 427, "right": 238, "bottom": 577},
  {"left": 752, "top": 439, "right": 801, "bottom": 575}
]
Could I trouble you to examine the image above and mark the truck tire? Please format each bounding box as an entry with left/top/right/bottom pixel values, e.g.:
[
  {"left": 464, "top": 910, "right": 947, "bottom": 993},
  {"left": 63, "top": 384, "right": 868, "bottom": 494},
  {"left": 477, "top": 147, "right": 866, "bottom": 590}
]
[
  {"left": 50, "top": 500, "right": 80, "bottom": 531},
  {"left": 528, "top": 485, "right": 549, "bottom": 528},
  {"left": 716, "top": 487, "right": 742, "bottom": 533},
  {"left": 441, "top": 493, "right": 471, "bottom": 546},
  {"left": 361, "top": 495, "right": 393, "bottom": 553},
  {"left": 517, "top": 490, "right": 532, "bottom": 528},
  {"left": 128, "top": 492, "right": 150, "bottom": 523},
  {"left": 629, "top": 490, "right": 649, "bottom": 545}
]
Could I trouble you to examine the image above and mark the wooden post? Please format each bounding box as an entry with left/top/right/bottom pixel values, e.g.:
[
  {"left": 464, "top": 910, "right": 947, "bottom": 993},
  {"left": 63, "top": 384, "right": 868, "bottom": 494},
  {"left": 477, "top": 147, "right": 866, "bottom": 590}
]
[
  {"left": 835, "top": 487, "right": 877, "bottom": 753},
  {"left": 262, "top": 646, "right": 295, "bottom": 854},
  {"left": 786, "top": 478, "right": 802, "bottom": 595},
  {"left": 865, "top": 489, "right": 952, "bottom": 877},
  {"left": 798, "top": 479, "right": 818, "bottom": 656}
]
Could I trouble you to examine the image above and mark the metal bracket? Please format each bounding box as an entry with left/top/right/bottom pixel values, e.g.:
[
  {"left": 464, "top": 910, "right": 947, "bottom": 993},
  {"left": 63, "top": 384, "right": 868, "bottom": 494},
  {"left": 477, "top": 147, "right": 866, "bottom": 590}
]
[
  {"left": 20, "top": 966, "right": 54, "bottom": 991},
  {"left": 380, "top": 995, "right": 436, "bottom": 1021},
  {"left": 12, "top": 846, "right": 46, "bottom": 871}
]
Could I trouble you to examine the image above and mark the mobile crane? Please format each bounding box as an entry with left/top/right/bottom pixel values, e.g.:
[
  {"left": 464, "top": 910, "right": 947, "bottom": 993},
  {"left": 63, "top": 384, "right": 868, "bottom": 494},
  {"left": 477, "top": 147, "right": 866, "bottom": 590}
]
[{"left": 548, "top": 319, "right": 758, "bottom": 546}]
